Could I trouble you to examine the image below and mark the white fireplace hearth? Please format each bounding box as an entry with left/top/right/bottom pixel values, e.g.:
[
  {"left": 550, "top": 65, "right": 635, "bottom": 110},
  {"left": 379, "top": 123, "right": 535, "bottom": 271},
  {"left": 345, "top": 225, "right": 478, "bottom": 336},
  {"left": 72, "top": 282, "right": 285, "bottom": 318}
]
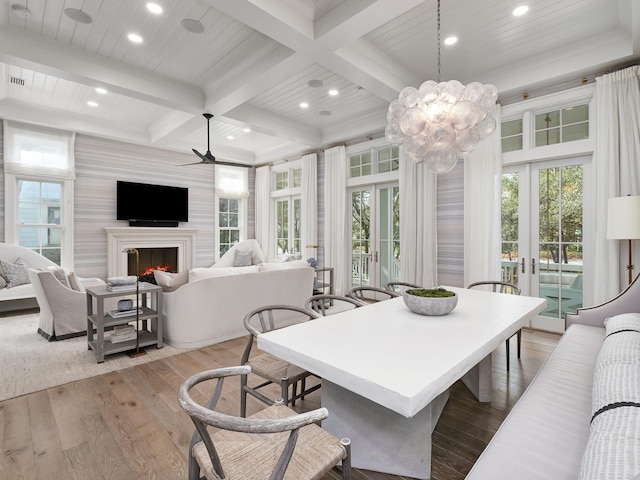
[{"left": 105, "top": 227, "right": 197, "bottom": 278}]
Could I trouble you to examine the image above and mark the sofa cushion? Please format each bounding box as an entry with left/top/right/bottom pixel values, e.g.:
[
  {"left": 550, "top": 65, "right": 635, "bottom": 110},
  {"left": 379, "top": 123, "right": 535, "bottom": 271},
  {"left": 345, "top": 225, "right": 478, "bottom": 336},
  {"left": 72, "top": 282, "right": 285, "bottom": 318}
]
[
  {"left": 189, "top": 265, "right": 259, "bottom": 282},
  {"left": 0, "top": 257, "right": 31, "bottom": 288},
  {"left": 153, "top": 269, "right": 189, "bottom": 292},
  {"left": 233, "top": 251, "right": 253, "bottom": 267},
  {"left": 259, "top": 260, "right": 309, "bottom": 271}
]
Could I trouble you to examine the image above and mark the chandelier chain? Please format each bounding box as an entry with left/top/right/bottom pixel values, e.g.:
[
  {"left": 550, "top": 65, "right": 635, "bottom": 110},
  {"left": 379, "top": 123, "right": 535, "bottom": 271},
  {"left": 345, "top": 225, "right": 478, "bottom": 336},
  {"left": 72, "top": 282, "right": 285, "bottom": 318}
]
[{"left": 436, "top": 0, "right": 441, "bottom": 83}]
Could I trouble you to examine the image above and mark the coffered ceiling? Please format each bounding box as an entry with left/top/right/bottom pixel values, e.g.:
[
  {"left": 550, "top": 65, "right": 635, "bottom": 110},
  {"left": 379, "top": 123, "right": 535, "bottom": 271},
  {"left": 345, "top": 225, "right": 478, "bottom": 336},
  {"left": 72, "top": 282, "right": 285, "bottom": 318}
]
[{"left": 0, "top": 0, "right": 638, "bottom": 165}]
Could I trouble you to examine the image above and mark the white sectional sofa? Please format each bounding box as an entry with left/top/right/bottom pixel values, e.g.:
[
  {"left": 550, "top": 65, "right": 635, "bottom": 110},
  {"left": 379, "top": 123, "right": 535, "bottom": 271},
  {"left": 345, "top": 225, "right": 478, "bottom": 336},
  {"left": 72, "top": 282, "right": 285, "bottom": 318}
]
[
  {"left": 465, "top": 276, "right": 640, "bottom": 480},
  {"left": 158, "top": 240, "right": 315, "bottom": 348}
]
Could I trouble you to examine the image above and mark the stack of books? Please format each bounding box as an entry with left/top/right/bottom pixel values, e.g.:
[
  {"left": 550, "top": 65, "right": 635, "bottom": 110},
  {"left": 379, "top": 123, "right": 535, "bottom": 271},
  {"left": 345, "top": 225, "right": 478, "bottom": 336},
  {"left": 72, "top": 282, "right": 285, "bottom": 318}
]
[
  {"left": 107, "top": 308, "right": 142, "bottom": 318},
  {"left": 106, "top": 275, "right": 137, "bottom": 292},
  {"left": 107, "top": 325, "right": 137, "bottom": 343}
]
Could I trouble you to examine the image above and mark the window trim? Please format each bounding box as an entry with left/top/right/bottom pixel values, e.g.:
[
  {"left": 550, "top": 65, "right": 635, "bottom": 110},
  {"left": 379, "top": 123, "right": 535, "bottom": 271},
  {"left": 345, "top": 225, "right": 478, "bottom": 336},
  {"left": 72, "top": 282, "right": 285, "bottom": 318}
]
[
  {"left": 214, "top": 165, "right": 249, "bottom": 260},
  {"left": 270, "top": 159, "right": 302, "bottom": 258},
  {"left": 346, "top": 137, "right": 400, "bottom": 188}
]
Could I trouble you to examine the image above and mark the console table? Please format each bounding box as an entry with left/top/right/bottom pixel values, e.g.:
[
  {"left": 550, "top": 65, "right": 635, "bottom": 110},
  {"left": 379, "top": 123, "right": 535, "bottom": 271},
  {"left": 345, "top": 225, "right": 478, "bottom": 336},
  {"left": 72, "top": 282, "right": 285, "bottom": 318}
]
[{"left": 86, "top": 282, "right": 163, "bottom": 363}]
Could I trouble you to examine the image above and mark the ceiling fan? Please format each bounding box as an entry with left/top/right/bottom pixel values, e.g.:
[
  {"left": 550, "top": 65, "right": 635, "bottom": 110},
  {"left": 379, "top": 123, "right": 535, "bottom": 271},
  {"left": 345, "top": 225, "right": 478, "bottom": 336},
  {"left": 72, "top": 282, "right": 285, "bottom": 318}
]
[{"left": 179, "top": 113, "right": 252, "bottom": 168}]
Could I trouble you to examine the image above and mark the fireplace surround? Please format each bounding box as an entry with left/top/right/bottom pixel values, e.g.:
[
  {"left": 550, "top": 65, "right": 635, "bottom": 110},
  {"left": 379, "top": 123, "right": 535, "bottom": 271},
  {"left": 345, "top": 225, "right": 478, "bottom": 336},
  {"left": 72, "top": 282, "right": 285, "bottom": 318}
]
[{"left": 105, "top": 227, "right": 197, "bottom": 279}]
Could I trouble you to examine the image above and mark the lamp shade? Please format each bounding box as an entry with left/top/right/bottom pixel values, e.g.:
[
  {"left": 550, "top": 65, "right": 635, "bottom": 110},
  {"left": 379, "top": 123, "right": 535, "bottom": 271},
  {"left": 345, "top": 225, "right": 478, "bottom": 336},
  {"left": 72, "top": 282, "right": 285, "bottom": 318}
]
[{"left": 607, "top": 195, "right": 640, "bottom": 240}]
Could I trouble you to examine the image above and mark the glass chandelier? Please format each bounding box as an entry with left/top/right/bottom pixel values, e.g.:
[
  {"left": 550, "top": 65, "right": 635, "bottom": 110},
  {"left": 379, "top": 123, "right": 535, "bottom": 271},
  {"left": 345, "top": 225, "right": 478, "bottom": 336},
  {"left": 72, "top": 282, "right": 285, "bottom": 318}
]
[{"left": 385, "top": 0, "right": 498, "bottom": 173}]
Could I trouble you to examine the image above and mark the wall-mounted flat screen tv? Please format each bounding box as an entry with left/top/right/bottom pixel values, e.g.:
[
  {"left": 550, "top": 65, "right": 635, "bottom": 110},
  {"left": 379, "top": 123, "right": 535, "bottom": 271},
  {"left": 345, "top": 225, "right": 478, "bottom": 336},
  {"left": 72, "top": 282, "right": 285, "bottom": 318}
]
[{"left": 117, "top": 181, "right": 188, "bottom": 227}]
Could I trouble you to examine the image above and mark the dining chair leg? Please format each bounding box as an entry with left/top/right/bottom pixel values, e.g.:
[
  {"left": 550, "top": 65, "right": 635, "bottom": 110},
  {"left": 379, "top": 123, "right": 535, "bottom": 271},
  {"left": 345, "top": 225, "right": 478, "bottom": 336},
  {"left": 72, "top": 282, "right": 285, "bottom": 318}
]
[
  {"left": 281, "top": 375, "right": 290, "bottom": 406},
  {"left": 240, "top": 373, "right": 248, "bottom": 417},
  {"left": 505, "top": 338, "right": 510, "bottom": 371}
]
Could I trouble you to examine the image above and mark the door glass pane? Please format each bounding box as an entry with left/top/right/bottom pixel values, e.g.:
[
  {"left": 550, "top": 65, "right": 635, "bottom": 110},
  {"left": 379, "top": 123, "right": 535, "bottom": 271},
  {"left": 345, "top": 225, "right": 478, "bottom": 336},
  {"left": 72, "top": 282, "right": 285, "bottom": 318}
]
[
  {"left": 276, "top": 199, "right": 289, "bottom": 254},
  {"left": 378, "top": 186, "right": 400, "bottom": 286},
  {"left": 501, "top": 173, "right": 519, "bottom": 285},
  {"left": 351, "top": 190, "right": 371, "bottom": 287},
  {"left": 293, "top": 198, "right": 301, "bottom": 254},
  {"left": 538, "top": 165, "right": 583, "bottom": 320}
]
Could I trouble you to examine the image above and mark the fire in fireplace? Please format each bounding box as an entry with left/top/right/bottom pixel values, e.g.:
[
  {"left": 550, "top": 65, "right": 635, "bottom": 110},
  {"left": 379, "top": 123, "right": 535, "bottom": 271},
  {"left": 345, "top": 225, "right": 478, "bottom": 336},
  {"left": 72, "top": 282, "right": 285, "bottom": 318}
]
[{"left": 128, "top": 247, "right": 178, "bottom": 284}]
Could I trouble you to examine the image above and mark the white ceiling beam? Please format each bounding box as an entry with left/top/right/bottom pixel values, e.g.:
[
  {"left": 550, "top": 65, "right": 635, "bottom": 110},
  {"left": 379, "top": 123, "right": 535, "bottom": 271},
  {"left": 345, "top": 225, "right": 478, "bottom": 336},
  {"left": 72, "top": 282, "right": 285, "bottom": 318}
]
[
  {"left": 227, "top": 103, "right": 321, "bottom": 146},
  {"left": 0, "top": 25, "right": 204, "bottom": 114}
]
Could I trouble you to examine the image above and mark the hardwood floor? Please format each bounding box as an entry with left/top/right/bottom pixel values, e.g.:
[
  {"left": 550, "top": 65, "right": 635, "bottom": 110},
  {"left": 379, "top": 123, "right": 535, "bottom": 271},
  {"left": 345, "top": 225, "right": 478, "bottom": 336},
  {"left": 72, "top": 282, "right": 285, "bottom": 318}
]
[{"left": 0, "top": 328, "right": 559, "bottom": 480}]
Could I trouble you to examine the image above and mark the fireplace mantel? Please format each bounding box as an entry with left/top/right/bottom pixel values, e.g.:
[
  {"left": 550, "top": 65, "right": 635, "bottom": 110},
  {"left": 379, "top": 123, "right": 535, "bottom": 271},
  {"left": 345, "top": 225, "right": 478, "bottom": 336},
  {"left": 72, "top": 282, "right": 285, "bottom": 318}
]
[{"left": 105, "top": 227, "right": 197, "bottom": 278}]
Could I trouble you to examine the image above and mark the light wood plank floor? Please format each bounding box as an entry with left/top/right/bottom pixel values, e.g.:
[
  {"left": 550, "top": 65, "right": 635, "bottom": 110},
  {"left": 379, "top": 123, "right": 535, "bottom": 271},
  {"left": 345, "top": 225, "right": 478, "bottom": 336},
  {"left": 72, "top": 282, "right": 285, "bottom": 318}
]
[{"left": 0, "top": 328, "right": 559, "bottom": 480}]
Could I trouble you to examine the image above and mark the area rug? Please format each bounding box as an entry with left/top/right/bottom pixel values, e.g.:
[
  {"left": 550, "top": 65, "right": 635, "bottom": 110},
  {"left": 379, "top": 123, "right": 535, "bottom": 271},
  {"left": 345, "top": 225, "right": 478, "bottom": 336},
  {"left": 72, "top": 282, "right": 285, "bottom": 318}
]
[{"left": 0, "top": 312, "right": 192, "bottom": 401}]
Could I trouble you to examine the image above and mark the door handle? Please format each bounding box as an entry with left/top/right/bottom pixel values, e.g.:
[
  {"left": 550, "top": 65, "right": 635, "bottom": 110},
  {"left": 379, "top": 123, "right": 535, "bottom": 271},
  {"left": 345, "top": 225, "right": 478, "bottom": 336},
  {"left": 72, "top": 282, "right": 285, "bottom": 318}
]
[
  {"left": 531, "top": 258, "right": 536, "bottom": 274},
  {"left": 374, "top": 251, "right": 378, "bottom": 262},
  {"left": 521, "top": 257, "right": 526, "bottom": 274}
]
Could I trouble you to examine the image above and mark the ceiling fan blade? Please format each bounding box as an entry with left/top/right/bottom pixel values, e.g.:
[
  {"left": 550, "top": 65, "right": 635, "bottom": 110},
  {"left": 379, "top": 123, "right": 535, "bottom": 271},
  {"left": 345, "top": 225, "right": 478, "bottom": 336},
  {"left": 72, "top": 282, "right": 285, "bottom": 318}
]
[
  {"left": 178, "top": 160, "right": 206, "bottom": 166},
  {"left": 192, "top": 148, "right": 207, "bottom": 161},
  {"left": 214, "top": 160, "right": 252, "bottom": 168}
]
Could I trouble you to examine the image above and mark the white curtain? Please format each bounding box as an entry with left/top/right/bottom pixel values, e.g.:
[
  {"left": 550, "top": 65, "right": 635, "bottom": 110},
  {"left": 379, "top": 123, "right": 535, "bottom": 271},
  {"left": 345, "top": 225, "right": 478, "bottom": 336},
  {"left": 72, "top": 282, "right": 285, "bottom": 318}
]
[
  {"left": 399, "top": 150, "right": 438, "bottom": 288},
  {"left": 464, "top": 105, "right": 503, "bottom": 286},
  {"left": 593, "top": 66, "right": 640, "bottom": 303},
  {"left": 301, "top": 153, "right": 318, "bottom": 259},
  {"left": 324, "top": 146, "right": 349, "bottom": 294},
  {"left": 255, "top": 165, "right": 272, "bottom": 259}
]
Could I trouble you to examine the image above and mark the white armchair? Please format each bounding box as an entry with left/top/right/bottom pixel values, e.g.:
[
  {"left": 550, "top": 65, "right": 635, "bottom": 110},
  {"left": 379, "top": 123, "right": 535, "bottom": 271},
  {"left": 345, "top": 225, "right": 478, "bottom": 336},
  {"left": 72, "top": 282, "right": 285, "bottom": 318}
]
[{"left": 29, "top": 269, "right": 110, "bottom": 341}]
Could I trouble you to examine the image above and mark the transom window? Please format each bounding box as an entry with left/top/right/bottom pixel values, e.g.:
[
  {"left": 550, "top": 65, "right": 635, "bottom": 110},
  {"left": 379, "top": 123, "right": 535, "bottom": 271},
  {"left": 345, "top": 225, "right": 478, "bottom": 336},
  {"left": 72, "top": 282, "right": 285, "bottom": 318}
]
[
  {"left": 535, "top": 104, "right": 589, "bottom": 147},
  {"left": 501, "top": 119, "right": 523, "bottom": 153},
  {"left": 349, "top": 146, "right": 399, "bottom": 178},
  {"left": 271, "top": 162, "right": 302, "bottom": 257}
]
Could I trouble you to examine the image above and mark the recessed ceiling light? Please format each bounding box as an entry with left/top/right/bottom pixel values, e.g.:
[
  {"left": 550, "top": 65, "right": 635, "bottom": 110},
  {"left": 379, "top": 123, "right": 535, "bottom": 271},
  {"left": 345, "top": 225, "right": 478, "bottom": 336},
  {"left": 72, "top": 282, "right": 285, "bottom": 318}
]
[
  {"left": 299, "top": 102, "right": 309, "bottom": 109},
  {"left": 308, "top": 79, "right": 323, "bottom": 88},
  {"left": 328, "top": 89, "right": 339, "bottom": 96},
  {"left": 227, "top": 135, "right": 235, "bottom": 140},
  {"left": 513, "top": 5, "right": 529, "bottom": 16},
  {"left": 87, "top": 101, "right": 98, "bottom": 107},
  {"left": 64, "top": 8, "right": 93, "bottom": 24},
  {"left": 11, "top": 4, "right": 30, "bottom": 18},
  {"left": 146, "top": 2, "right": 163, "bottom": 14},
  {"left": 95, "top": 87, "right": 107, "bottom": 94},
  {"left": 243, "top": 128, "right": 251, "bottom": 133},
  {"left": 128, "top": 33, "right": 143, "bottom": 44},
  {"left": 444, "top": 36, "right": 458, "bottom": 46},
  {"left": 181, "top": 18, "right": 204, "bottom": 33},
  {"left": 319, "top": 111, "right": 332, "bottom": 116}
]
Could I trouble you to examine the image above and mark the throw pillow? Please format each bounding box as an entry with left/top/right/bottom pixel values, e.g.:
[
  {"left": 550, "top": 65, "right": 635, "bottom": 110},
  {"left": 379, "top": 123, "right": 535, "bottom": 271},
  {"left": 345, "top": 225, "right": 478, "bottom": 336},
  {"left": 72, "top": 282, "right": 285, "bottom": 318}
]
[
  {"left": 67, "top": 272, "right": 85, "bottom": 292},
  {"left": 604, "top": 313, "right": 640, "bottom": 335},
  {"left": 46, "top": 266, "right": 70, "bottom": 288},
  {"left": 0, "top": 257, "right": 30, "bottom": 288},
  {"left": 153, "top": 269, "right": 189, "bottom": 292},
  {"left": 0, "top": 275, "right": 6, "bottom": 289},
  {"left": 233, "top": 251, "right": 253, "bottom": 267}
]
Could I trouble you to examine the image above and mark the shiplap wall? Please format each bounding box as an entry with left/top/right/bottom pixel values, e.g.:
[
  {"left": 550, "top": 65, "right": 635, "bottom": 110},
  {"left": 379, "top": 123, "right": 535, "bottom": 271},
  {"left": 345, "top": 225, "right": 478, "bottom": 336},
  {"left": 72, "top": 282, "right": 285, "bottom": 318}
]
[
  {"left": 437, "top": 160, "right": 465, "bottom": 287},
  {"left": 0, "top": 122, "right": 4, "bottom": 242}
]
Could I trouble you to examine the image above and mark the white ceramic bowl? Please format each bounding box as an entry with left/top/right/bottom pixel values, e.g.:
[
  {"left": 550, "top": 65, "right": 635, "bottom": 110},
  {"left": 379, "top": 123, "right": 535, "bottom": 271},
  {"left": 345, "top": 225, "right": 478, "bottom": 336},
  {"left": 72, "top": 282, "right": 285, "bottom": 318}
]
[{"left": 402, "top": 289, "right": 458, "bottom": 316}]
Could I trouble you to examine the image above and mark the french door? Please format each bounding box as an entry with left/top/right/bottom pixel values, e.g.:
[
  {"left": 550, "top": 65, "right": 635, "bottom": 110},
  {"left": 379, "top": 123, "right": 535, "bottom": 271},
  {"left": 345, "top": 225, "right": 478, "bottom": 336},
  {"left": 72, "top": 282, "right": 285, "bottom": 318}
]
[
  {"left": 502, "top": 156, "right": 592, "bottom": 333},
  {"left": 350, "top": 183, "right": 400, "bottom": 289}
]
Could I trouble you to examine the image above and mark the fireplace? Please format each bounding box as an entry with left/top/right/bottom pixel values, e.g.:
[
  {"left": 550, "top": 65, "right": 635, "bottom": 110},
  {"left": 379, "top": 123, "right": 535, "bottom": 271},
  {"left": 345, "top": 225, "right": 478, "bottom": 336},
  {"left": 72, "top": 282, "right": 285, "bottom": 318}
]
[
  {"left": 128, "top": 247, "right": 178, "bottom": 283},
  {"left": 105, "top": 227, "right": 197, "bottom": 279}
]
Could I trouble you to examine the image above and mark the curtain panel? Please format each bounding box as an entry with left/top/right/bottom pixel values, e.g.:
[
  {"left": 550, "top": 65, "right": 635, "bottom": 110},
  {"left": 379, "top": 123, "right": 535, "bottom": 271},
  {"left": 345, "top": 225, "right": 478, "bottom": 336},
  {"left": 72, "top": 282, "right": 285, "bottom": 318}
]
[
  {"left": 324, "top": 146, "right": 349, "bottom": 295},
  {"left": 593, "top": 66, "right": 640, "bottom": 303},
  {"left": 301, "top": 153, "right": 318, "bottom": 259},
  {"left": 255, "top": 165, "right": 272, "bottom": 259}
]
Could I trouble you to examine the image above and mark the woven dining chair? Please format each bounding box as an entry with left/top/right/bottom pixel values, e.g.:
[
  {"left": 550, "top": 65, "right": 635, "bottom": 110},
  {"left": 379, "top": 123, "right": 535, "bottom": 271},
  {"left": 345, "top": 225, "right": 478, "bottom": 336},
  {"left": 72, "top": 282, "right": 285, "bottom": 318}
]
[
  {"left": 241, "top": 304, "right": 321, "bottom": 418},
  {"left": 346, "top": 286, "right": 400, "bottom": 304},
  {"left": 384, "top": 281, "right": 422, "bottom": 294},
  {"left": 178, "top": 365, "right": 352, "bottom": 480},
  {"left": 305, "top": 294, "right": 365, "bottom": 316},
  {"left": 466, "top": 280, "right": 522, "bottom": 371}
]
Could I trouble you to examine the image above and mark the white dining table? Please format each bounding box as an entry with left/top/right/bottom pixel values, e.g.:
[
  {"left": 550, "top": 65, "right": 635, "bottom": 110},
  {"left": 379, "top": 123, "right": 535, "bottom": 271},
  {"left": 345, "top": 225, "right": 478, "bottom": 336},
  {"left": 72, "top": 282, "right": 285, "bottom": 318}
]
[{"left": 258, "top": 286, "right": 546, "bottom": 479}]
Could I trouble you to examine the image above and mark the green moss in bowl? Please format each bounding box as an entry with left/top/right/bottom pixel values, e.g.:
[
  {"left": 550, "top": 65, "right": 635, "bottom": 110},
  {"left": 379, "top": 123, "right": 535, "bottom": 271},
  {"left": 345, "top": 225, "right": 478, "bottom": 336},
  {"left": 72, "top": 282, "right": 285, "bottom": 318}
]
[{"left": 403, "top": 288, "right": 458, "bottom": 315}]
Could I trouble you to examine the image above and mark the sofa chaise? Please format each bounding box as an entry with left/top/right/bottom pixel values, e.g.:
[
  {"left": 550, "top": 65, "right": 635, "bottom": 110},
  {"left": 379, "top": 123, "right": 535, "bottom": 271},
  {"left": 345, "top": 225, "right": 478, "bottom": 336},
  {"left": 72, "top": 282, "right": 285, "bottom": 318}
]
[{"left": 465, "top": 275, "right": 640, "bottom": 479}]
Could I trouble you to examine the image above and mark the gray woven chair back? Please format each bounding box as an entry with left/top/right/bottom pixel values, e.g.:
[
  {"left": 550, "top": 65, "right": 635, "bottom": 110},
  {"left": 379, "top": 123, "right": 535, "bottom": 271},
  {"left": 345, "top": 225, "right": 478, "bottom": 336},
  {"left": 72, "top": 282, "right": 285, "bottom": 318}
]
[
  {"left": 347, "top": 286, "right": 400, "bottom": 303},
  {"left": 305, "top": 294, "right": 365, "bottom": 315}
]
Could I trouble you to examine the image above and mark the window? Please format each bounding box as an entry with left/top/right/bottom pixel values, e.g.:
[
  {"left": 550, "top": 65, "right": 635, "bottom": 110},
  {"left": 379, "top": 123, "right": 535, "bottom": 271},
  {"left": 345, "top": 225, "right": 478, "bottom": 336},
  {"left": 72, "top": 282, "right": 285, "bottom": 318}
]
[
  {"left": 271, "top": 163, "right": 302, "bottom": 257},
  {"left": 3, "top": 121, "right": 75, "bottom": 269},
  {"left": 215, "top": 166, "right": 248, "bottom": 259},
  {"left": 501, "top": 119, "right": 523, "bottom": 153},
  {"left": 535, "top": 104, "right": 589, "bottom": 147},
  {"left": 350, "top": 146, "right": 399, "bottom": 178}
]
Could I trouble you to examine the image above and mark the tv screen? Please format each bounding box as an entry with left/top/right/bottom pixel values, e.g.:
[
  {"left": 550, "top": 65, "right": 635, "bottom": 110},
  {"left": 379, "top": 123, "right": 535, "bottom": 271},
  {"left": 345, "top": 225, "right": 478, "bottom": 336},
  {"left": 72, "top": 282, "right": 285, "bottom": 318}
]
[{"left": 117, "top": 181, "right": 188, "bottom": 226}]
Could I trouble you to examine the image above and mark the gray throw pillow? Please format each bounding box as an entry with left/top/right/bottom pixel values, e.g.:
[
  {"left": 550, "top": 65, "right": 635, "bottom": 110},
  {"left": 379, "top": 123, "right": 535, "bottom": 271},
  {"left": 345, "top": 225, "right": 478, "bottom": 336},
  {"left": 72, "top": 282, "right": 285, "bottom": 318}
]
[
  {"left": 0, "top": 257, "right": 30, "bottom": 288},
  {"left": 0, "top": 275, "right": 6, "bottom": 289},
  {"left": 233, "top": 251, "right": 253, "bottom": 267}
]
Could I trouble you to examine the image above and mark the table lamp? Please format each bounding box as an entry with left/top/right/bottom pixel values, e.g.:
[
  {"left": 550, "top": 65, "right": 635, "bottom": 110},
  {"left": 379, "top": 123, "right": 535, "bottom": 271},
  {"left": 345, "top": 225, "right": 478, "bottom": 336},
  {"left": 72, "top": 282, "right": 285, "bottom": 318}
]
[
  {"left": 607, "top": 195, "right": 640, "bottom": 285},
  {"left": 123, "top": 248, "right": 147, "bottom": 358}
]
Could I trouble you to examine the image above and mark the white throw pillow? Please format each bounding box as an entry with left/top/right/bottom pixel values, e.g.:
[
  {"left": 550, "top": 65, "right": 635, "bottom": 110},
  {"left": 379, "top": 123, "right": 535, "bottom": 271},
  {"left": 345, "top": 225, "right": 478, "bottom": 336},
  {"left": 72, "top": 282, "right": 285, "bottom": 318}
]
[
  {"left": 233, "top": 251, "right": 253, "bottom": 267},
  {"left": 0, "top": 257, "right": 30, "bottom": 288},
  {"left": 67, "top": 272, "right": 85, "bottom": 292},
  {"left": 604, "top": 313, "right": 640, "bottom": 335},
  {"left": 213, "top": 239, "right": 266, "bottom": 267},
  {"left": 46, "top": 266, "right": 70, "bottom": 287},
  {"left": 189, "top": 265, "right": 259, "bottom": 282},
  {"left": 153, "top": 270, "right": 189, "bottom": 292}
]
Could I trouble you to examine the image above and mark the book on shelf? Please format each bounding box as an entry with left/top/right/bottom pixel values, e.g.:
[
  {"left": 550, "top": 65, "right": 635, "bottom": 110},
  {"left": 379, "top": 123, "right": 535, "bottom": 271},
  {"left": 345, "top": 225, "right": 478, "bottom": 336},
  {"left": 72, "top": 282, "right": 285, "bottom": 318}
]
[
  {"left": 107, "top": 309, "right": 143, "bottom": 318},
  {"left": 106, "top": 325, "right": 137, "bottom": 343}
]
